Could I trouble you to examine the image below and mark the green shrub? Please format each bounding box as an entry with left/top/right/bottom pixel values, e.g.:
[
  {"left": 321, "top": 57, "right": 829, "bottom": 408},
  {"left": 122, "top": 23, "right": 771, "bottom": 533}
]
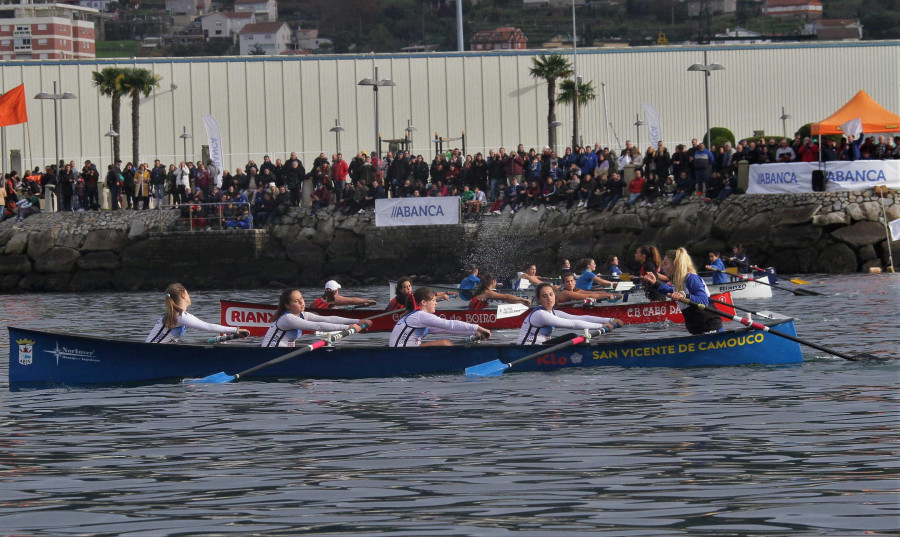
[{"left": 703, "top": 127, "right": 735, "bottom": 148}]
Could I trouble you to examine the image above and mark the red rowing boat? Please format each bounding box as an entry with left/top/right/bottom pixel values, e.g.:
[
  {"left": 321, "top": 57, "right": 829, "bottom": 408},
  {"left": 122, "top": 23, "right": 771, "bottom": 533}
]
[{"left": 220, "top": 293, "right": 735, "bottom": 336}]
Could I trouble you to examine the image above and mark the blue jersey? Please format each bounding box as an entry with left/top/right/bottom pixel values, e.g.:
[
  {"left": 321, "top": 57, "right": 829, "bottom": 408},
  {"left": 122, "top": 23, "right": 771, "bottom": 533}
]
[
  {"left": 575, "top": 270, "right": 596, "bottom": 290},
  {"left": 459, "top": 274, "right": 480, "bottom": 300},
  {"left": 709, "top": 258, "right": 727, "bottom": 284},
  {"left": 608, "top": 265, "right": 622, "bottom": 280}
]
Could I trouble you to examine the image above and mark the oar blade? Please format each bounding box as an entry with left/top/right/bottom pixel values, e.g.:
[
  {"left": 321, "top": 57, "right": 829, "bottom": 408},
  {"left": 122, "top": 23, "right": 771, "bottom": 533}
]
[
  {"left": 789, "top": 278, "right": 810, "bottom": 285},
  {"left": 465, "top": 359, "right": 510, "bottom": 378},
  {"left": 183, "top": 372, "right": 236, "bottom": 384},
  {"left": 792, "top": 287, "right": 823, "bottom": 296},
  {"left": 496, "top": 303, "right": 528, "bottom": 319}
]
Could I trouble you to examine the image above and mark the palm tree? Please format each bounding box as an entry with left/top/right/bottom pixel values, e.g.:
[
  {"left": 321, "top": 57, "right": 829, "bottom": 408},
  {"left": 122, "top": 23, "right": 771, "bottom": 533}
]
[
  {"left": 557, "top": 78, "right": 597, "bottom": 149},
  {"left": 529, "top": 53, "right": 573, "bottom": 151},
  {"left": 121, "top": 68, "right": 161, "bottom": 165},
  {"left": 91, "top": 67, "right": 127, "bottom": 162}
]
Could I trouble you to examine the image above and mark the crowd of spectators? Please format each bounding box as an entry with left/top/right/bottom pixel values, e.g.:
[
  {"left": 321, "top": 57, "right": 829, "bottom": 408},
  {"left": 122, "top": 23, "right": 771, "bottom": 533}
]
[{"left": 3, "top": 133, "right": 898, "bottom": 224}]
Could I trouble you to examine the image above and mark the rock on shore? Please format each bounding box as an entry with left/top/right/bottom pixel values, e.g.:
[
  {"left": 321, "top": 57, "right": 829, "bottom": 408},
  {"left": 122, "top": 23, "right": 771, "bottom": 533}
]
[{"left": 0, "top": 190, "right": 896, "bottom": 293}]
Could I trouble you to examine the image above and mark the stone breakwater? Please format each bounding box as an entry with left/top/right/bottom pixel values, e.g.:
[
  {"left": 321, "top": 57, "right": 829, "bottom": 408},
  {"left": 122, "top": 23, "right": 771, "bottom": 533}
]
[{"left": 0, "top": 190, "right": 896, "bottom": 293}]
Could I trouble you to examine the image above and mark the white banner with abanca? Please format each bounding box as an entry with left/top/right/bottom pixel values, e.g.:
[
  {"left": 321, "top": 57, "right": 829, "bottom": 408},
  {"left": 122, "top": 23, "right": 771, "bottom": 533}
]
[
  {"left": 375, "top": 196, "right": 460, "bottom": 227},
  {"left": 748, "top": 161, "right": 900, "bottom": 194}
]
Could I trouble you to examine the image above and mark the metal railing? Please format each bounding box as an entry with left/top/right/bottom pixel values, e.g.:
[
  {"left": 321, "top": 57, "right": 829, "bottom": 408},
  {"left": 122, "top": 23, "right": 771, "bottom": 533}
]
[{"left": 158, "top": 201, "right": 254, "bottom": 231}]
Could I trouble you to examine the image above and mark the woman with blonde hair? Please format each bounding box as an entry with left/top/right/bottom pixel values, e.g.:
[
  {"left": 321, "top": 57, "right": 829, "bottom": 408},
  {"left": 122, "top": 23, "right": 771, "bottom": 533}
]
[
  {"left": 146, "top": 283, "right": 250, "bottom": 343},
  {"left": 642, "top": 248, "right": 722, "bottom": 335}
]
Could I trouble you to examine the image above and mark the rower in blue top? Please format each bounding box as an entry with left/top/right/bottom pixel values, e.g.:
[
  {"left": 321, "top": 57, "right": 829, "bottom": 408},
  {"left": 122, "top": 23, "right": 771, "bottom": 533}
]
[
  {"left": 458, "top": 264, "right": 480, "bottom": 301},
  {"left": 705, "top": 250, "right": 728, "bottom": 285}
]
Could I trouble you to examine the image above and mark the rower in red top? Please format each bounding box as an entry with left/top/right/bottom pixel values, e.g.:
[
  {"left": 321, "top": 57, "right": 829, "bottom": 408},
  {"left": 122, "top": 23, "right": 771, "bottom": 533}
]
[
  {"left": 469, "top": 274, "right": 531, "bottom": 310},
  {"left": 309, "top": 280, "right": 377, "bottom": 309},
  {"left": 388, "top": 278, "right": 455, "bottom": 311}
]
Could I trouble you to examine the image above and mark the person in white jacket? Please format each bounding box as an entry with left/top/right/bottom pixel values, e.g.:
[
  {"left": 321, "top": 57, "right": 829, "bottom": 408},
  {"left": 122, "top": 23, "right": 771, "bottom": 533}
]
[
  {"left": 147, "top": 283, "right": 250, "bottom": 344},
  {"left": 261, "top": 289, "right": 372, "bottom": 348},
  {"left": 390, "top": 287, "right": 491, "bottom": 347},
  {"left": 518, "top": 283, "right": 622, "bottom": 345}
]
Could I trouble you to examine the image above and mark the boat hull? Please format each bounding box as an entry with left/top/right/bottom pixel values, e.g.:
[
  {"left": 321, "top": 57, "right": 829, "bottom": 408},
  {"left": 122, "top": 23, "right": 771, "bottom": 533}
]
[
  {"left": 706, "top": 275, "right": 773, "bottom": 299},
  {"left": 219, "top": 294, "right": 736, "bottom": 336},
  {"left": 9, "top": 319, "right": 802, "bottom": 386}
]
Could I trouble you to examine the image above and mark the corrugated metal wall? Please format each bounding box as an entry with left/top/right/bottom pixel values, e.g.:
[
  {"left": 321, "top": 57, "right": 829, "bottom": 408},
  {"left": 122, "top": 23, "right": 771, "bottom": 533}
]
[{"left": 2, "top": 41, "right": 898, "bottom": 171}]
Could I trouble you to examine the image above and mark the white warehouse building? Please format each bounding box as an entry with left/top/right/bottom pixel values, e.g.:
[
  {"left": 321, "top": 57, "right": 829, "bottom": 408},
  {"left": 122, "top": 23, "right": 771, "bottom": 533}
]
[{"left": 3, "top": 41, "right": 898, "bottom": 173}]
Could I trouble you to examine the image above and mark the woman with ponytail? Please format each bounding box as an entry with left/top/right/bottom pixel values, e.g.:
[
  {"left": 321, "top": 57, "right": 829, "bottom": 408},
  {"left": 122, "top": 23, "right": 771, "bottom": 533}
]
[
  {"left": 146, "top": 283, "right": 250, "bottom": 343},
  {"left": 641, "top": 248, "right": 722, "bottom": 335},
  {"left": 261, "top": 289, "right": 371, "bottom": 348}
]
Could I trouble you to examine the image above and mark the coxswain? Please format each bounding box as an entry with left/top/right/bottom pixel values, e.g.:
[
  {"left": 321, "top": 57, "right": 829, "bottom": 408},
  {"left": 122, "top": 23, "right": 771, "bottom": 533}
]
[
  {"left": 390, "top": 287, "right": 491, "bottom": 347},
  {"left": 518, "top": 283, "right": 622, "bottom": 345},
  {"left": 261, "top": 289, "right": 372, "bottom": 347},
  {"left": 309, "top": 280, "right": 376, "bottom": 309},
  {"left": 469, "top": 274, "right": 531, "bottom": 310},
  {"left": 388, "top": 278, "right": 455, "bottom": 311},
  {"left": 574, "top": 258, "right": 613, "bottom": 290},
  {"left": 635, "top": 245, "right": 668, "bottom": 301},
  {"left": 642, "top": 247, "right": 722, "bottom": 335},
  {"left": 556, "top": 272, "right": 618, "bottom": 303},
  {"left": 146, "top": 283, "right": 250, "bottom": 343}
]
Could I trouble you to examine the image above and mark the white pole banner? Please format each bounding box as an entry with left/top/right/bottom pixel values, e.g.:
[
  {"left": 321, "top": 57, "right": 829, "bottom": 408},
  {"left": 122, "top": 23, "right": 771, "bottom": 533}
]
[
  {"left": 375, "top": 196, "right": 460, "bottom": 227},
  {"left": 748, "top": 161, "right": 900, "bottom": 194},
  {"left": 201, "top": 115, "right": 226, "bottom": 188},
  {"left": 642, "top": 103, "right": 663, "bottom": 148},
  {"left": 889, "top": 218, "right": 900, "bottom": 242}
]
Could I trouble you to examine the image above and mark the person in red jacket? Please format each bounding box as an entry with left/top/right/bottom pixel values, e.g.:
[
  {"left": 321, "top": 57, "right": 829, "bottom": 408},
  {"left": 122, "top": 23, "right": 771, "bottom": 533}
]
[
  {"left": 331, "top": 153, "right": 349, "bottom": 203},
  {"left": 624, "top": 170, "right": 646, "bottom": 208}
]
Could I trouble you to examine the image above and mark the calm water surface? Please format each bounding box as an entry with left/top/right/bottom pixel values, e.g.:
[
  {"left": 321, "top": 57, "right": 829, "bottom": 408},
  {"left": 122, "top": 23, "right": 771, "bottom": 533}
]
[{"left": 0, "top": 275, "right": 898, "bottom": 536}]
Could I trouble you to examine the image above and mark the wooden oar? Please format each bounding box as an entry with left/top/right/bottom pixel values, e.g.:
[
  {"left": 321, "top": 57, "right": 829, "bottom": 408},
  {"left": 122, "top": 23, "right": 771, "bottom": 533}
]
[
  {"left": 185, "top": 309, "right": 397, "bottom": 384},
  {"left": 747, "top": 265, "right": 810, "bottom": 285},
  {"left": 672, "top": 296, "right": 886, "bottom": 362},
  {"left": 465, "top": 327, "right": 611, "bottom": 378},
  {"left": 710, "top": 268, "right": 822, "bottom": 296},
  {"left": 705, "top": 296, "right": 776, "bottom": 319}
]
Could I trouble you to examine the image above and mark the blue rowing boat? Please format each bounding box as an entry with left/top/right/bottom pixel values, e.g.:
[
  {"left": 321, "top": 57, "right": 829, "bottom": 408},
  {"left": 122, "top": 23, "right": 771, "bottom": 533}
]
[{"left": 8, "top": 317, "right": 803, "bottom": 387}]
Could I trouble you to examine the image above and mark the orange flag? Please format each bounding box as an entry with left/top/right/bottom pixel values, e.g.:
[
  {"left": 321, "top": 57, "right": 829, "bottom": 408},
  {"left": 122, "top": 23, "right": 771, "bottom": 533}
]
[{"left": 0, "top": 84, "right": 27, "bottom": 128}]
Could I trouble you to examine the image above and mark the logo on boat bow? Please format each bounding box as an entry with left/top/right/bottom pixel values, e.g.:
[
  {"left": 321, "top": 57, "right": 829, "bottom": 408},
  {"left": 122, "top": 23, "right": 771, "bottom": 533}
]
[{"left": 16, "top": 338, "right": 34, "bottom": 366}]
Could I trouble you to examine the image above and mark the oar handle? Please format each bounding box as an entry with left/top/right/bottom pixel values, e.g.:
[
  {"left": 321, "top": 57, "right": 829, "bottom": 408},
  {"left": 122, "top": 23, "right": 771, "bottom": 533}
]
[
  {"left": 671, "top": 295, "right": 859, "bottom": 362},
  {"left": 207, "top": 333, "right": 240, "bottom": 344},
  {"left": 705, "top": 295, "right": 761, "bottom": 316},
  {"left": 507, "top": 327, "right": 610, "bottom": 368}
]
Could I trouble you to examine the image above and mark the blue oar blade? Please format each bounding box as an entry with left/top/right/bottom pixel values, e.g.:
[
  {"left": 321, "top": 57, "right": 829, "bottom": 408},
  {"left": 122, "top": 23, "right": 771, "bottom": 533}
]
[
  {"left": 183, "top": 372, "right": 236, "bottom": 384},
  {"left": 465, "top": 359, "right": 510, "bottom": 378}
]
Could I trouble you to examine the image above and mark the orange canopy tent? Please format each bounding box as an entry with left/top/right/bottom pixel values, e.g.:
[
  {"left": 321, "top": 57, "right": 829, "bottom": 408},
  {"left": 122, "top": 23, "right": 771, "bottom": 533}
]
[{"left": 811, "top": 90, "right": 900, "bottom": 135}]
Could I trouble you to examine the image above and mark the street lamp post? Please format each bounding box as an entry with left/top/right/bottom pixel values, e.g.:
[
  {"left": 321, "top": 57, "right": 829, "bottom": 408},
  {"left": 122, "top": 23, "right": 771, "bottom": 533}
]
[
  {"left": 34, "top": 81, "right": 77, "bottom": 208},
  {"left": 634, "top": 115, "right": 646, "bottom": 155},
  {"left": 779, "top": 107, "right": 792, "bottom": 140},
  {"left": 179, "top": 126, "right": 192, "bottom": 164},
  {"left": 687, "top": 51, "right": 724, "bottom": 147},
  {"left": 358, "top": 67, "right": 395, "bottom": 164},
  {"left": 104, "top": 125, "right": 118, "bottom": 166},
  {"left": 329, "top": 119, "right": 344, "bottom": 154},
  {"left": 571, "top": 0, "right": 579, "bottom": 149},
  {"left": 404, "top": 120, "right": 416, "bottom": 153}
]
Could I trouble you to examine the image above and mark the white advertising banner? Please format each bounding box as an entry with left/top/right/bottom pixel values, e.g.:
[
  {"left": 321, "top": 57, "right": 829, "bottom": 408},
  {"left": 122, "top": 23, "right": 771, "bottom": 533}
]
[
  {"left": 375, "top": 196, "right": 460, "bottom": 227},
  {"left": 201, "top": 115, "right": 226, "bottom": 188},
  {"left": 748, "top": 161, "right": 900, "bottom": 194},
  {"left": 642, "top": 103, "right": 663, "bottom": 148}
]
